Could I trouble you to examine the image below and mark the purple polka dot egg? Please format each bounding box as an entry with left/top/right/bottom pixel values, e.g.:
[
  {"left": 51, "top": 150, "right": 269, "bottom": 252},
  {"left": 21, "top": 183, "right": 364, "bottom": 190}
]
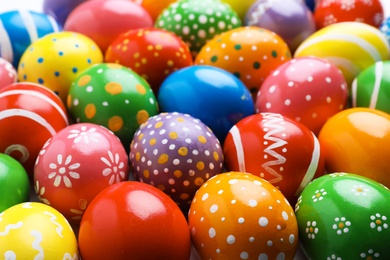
[{"left": 129, "top": 112, "right": 224, "bottom": 212}]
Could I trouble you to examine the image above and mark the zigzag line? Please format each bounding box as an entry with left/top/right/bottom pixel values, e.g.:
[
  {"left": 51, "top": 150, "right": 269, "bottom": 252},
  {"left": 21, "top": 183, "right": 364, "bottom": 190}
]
[
  {"left": 31, "top": 230, "right": 44, "bottom": 260},
  {"left": 44, "top": 211, "right": 64, "bottom": 238},
  {"left": 63, "top": 253, "right": 79, "bottom": 260},
  {"left": 0, "top": 221, "right": 23, "bottom": 236},
  {"left": 261, "top": 113, "right": 287, "bottom": 183}
]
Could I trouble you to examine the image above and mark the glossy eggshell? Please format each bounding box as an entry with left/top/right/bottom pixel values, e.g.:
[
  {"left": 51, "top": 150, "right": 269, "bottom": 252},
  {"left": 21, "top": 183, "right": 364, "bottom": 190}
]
[
  {"left": 17, "top": 31, "right": 103, "bottom": 103},
  {"left": 135, "top": 0, "right": 178, "bottom": 22},
  {"left": 220, "top": 0, "right": 257, "bottom": 21},
  {"left": 34, "top": 122, "right": 129, "bottom": 223},
  {"left": 0, "top": 10, "right": 62, "bottom": 67},
  {"left": 0, "top": 202, "right": 79, "bottom": 259},
  {"left": 43, "top": 0, "right": 87, "bottom": 26},
  {"left": 155, "top": 0, "right": 242, "bottom": 57},
  {"left": 195, "top": 26, "right": 292, "bottom": 98},
  {"left": 67, "top": 63, "right": 159, "bottom": 149},
  {"left": 130, "top": 112, "right": 224, "bottom": 212},
  {"left": 223, "top": 113, "right": 325, "bottom": 205},
  {"left": 380, "top": 16, "right": 390, "bottom": 45},
  {"left": 255, "top": 56, "right": 349, "bottom": 135},
  {"left": 0, "top": 58, "right": 16, "bottom": 90},
  {"left": 295, "top": 173, "right": 390, "bottom": 259},
  {"left": 314, "top": 0, "right": 384, "bottom": 29},
  {"left": 294, "top": 22, "right": 390, "bottom": 87},
  {"left": 318, "top": 107, "right": 390, "bottom": 188},
  {"left": 352, "top": 61, "right": 390, "bottom": 113},
  {"left": 189, "top": 171, "right": 298, "bottom": 259},
  {"left": 0, "top": 82, "right": 69, "bottom": 176},
  {"left": 78, "top": 181, "right": 191, "bottom": 259},
  {"left": 157, "top": 65, "right": 254, "bottom": 144},
  {"left": 245, "top": 0, "right": 316, "bottom": 52},
  {"left": 64, "top": 0, "right": 153, "bottom": 52},
  {"left": 105, "top": 27, "right": 193, "bottom": 93},
  {"left": 0, "top": 153, "right": 29, "bottom": 212}
]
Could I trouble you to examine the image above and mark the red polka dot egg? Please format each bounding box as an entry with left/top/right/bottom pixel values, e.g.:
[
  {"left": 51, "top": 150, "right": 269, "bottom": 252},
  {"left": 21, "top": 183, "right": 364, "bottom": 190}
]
[
  {"left": 130, "top": 112, "right": 224, "bottom": 212},
  {"left": 0, "top": 58, "right": 16, "bottom": 90}
]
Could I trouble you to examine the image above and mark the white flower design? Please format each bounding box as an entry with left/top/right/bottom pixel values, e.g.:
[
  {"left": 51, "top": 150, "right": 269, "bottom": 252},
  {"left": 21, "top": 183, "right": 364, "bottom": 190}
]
[
  {"left": 305, "top": 221, "right": 319, "bottom": 239},
  {"left": 67, "top": 125, "right": 101, "bottom": 144},
  {"left": 333, "top": 217, "right": 351, "bottom": 235},
  {"left": 312, "top": 188, "right": 327, "bottom": 202},
  {"left": 48, "top": 154, "right": 80, "bottom": 187},
  {"left": 361, "top": 0, "right": 373, "bottom": 5},
  {"left": 320, "top": 0, "right": 336, "bottom": 7},
  {"left": 341, "top": 0, "right": 355, "bottom": 11},
  {"left": 327, "top": 254, "right": 342, "bottom": 260},
  {"left": 323, "top": 14, "right": 337, "bottom": 26},
  {"left": 295, "top": 195, "right": 302, "bottom": 212},
  {"left": 329, "top": 172, "right": 347, "bottom": 178},
  {"left": 370, "top": 213, "right": 388, "bottom": 232},
  {"left": 34, "top": 180, "right": 51, "bottom": 205},
  {"left": 101, "top": 151, "right": 126, "bottom": 185},
  {"left": 360, "top": 249, "right": 380, "bottom": 259},
  {"left": 70, "top": 199, "right": 88, "bottom": 221},
  {"left": 351, "top": 185, "right": 369, "bottom": 196}
]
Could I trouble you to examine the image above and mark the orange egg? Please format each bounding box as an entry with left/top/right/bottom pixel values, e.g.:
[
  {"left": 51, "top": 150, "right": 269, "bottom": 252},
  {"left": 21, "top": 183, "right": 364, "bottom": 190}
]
[
  {"left": 188, "top": 171, "right": 298, "bottom": 259},
  {"left": 318, "top": 107, "right": 390, "bottom": 188}
]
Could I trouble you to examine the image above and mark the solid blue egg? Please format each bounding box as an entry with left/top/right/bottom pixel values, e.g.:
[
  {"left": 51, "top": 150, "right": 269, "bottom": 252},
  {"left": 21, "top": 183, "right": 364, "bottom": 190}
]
[
  {"left": 158, "top": 65, "right": 255, "bottom": 143},
  {"left": 0, "top": 10, "right": 62, "bottom": 67}
]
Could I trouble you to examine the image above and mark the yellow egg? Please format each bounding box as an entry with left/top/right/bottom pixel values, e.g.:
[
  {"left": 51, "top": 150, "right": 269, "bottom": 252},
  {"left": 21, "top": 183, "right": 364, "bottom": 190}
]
[
  {"left": 0, "top": 202, "right": 79, "bottom": 259},
  {"left": 295, "top": 22, "right": 390, "bottom": 87},
  {"left": 17, "top": 32, "right": 103, "bottom": 103},
  {"left": 221, "top": 0, "right": 257, "bottom": 21}
]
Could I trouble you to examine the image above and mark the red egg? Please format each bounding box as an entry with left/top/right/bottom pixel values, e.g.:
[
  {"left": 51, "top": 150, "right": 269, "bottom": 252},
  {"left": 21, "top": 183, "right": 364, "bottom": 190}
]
[
  {"left": 78, "top": 181, "right": 191, "bottom": 260},
  {"left": 223, "top": 113, "right": 325, "bottom": 204},
  {"left": 34, "top": 122, "right": 129, "bottom": 223},
  {"left": 64, "top": 0, "right": 153, "bottom": 52},
  {"left": 314, "top": 0, "right": 384, "bottom": 29},
  {"left": 0, "top": 58, "right": 16, "bottom": 90},
  {"left": 0, "top": 82, "right": 68, "bottom": 176},
  {"left": 255, "top": 57, "right": 349, "bottom": 135},
  {"left": 105, "top": 28, "right": 193, "bottom": 93}
]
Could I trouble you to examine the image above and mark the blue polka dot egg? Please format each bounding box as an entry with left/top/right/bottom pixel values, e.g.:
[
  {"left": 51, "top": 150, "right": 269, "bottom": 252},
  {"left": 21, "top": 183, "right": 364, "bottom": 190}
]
[
  {"left": 0, "top": 10, "right": 62, "bottom": 68},
  {"left": 17, "top": 31, "right": 103, "bottom": 103},
  {"left": 380, "top": 16, "right": 390, "bottom": 45}
]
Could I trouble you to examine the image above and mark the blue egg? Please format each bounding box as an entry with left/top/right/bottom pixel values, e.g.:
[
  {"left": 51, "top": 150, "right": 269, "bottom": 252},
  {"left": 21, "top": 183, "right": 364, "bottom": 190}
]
[
  {"left": 380, "top": 17, "right": 390, "bottom": 45},
  {"left": 158, "top": 65, "right": 255, "bottom": 143},
  {"left": 0, "top": 10, "right": 62, "bottom": 67}
]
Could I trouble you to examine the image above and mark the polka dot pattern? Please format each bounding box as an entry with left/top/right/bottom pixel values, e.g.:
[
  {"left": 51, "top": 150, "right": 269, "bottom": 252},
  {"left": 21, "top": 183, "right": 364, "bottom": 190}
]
[
  {"left": 189, "top": 172, "right": 298, "bottom": 259},
  {"left": 130, "top": 112, "right": 224, "bottom": 212},
  {"left": 155, "top": 0, "right": 242, "bottom": 57},
  {"left": 67, "top": 63, "right": 159, "bottom": 149}
]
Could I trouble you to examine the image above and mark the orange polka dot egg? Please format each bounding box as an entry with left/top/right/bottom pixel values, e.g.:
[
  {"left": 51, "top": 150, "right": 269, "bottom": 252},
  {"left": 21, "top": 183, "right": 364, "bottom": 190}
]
[
  {"left": 67, "top": 63, "right": 159, "bottom": 149},
  {"left": 130, "top": 112, "right": 224, "bottom": 212},
  {"left": 189, "top": 171, "right": 298, "bottom": 259}
]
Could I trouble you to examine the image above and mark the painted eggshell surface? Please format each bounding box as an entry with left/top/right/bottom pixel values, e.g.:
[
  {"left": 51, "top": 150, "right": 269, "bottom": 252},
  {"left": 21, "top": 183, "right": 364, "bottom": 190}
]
[
  {"left": 0, "top": 58, "right": 17, "bottom": 90},
  {"left": 295, "top": 173, "right": 390, "bottom": 259}
]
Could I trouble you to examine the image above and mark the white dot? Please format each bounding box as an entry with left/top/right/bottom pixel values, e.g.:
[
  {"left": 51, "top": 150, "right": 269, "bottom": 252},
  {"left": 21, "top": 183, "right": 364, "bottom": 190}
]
[
  {"left": 254, "top": 180, "right": 262, "bottom": 186},
  {"left": 174, "top": 13, "right": 182, "bottom": 21},
  {"left": 210, "top": 204, "right": 218, "bottom": 213},
  {"left": 282, "top": 211, "right": 288, "bottom": 220},
  {"left": 249, "top": 199, "right": 257, "bottom": 207},
  {"left": 284, "top": 99, "right": 291, "bottom": 106},
  {"left": 252, "top": 45, "right": 257, "bottom": 51},
  {"left": 199, "top": 15, "right": 207, "bottom": 24},
  {"left": 221, "top": 217, "right": 226, "bottom": 221},
  {"left": 202, "top": 193, "right": 209, "bottom": 201},
  {"left": 209, "top": 227, "right": 216, "bottom": 238},
  {"left": 86, "top": 86, "right": 93, "bottom": 92},
  {"left": 218, "top": 21, "right": 226, "bottom": 29},
  {"left": 182, "top": 26, "right": 190, "bottom": 35},
  {"left": 259, "top": 217, "right": 269, "bottom": 227},
  {"left": 229, "top": 179, "right": 238, "bottom": 184},
  {"left": 173, "top": 159, "right": 180, "bottom": 165},
  {"left": 216, "top": 248, "right": 220, "bottom": 253},
  {"left": 238, "top": 217, "right": 245, "bottom": 224},
  {"left": 307, "top": 76, "right": 313, "bottom": 82},
  {"left": 273, "top": 70, "right": 279, "bottom": 76},
  {"left": 326, "top": 77, "right": 332, "bottom": 83},
  {"left": 240, "top": 252, "right": 249, "bottom": 259},
  {"left": 289, "top": 234, "right": 295, "bottom": 244},
  {"left": 277, "top": 252, "right": 285, "bottom": 260},
  {"left": 267, "top": 240, "right": 273, "bottom": 246},
  {"left": 198, "top": 30, "right": 206, "bottom": 38},
  {"left": 249, "top": 237, "right": 255, "bottom": 242},
  {"left": 231, "top": 199, "right": 236, "bottom": 204},
  {"left": 266, "top": 102, "right": 271, "bottom": 109},
  {"left": 259, "top": 253, "right": 268, "bottom": 260},
  {"left": 73, "top": 98, "right": 79, "bottom": 106},
  {"left": 287, "top": 81, "right": 294, "bottom": 87},
  {"left": 306, "top": 95, "right": 311, "bottom": 101},
  {"left": 227, "top": 235, "right": 235, "bottom": 244},
  {"left": 269, "top": 85, "right": 276, "bottom": 93},
  {"left": 218, "top": 189, "right": 223, "bottom": 194},
  {"left": 326, "top": 97, "right": 332, "bottom": 103}
]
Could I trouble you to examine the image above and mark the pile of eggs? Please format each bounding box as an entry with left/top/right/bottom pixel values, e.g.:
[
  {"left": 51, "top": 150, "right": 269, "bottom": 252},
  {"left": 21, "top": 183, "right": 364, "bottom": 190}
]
[{"left": 1, "top": 0, "right": 390, "bottom": 259}]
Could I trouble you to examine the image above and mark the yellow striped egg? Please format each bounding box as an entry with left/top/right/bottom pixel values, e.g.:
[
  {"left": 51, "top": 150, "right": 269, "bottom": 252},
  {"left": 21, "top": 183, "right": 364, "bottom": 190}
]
[{"left": 294, "top": 22, "right": 390, "bottom": 87}]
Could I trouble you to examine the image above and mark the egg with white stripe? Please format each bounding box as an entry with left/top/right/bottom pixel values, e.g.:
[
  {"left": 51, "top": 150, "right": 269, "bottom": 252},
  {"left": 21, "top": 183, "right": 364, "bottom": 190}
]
[
  {"left": 0, "top": 10, "right": 61, "bottom": 67},
  {"left": 295, "top": 22, "right": 390, "bottom": 87},
  {"left": 352, "top": 60, "right": 390, "bottom": 113},
  {"left": 223, "top": 112, "right": 325, "bottom": 205}
]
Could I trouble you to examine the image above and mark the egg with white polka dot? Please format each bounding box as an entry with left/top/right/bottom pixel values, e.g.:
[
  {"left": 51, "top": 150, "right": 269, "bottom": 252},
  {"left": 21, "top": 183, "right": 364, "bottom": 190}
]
[
  {"left": 0, "top": 58, "right": 16, "bottom": 90},
  {"left": 130, "top": 112, "right": 224, "bottom": 213},
  {"left": 189, "top": 171, "right": 298, "bottom": 260},
  {"left": 18, "top": 31, "right": 103, "bottom": 103},
  {"left": 255, "top": 56, "right": 349, "bottom": 135}
]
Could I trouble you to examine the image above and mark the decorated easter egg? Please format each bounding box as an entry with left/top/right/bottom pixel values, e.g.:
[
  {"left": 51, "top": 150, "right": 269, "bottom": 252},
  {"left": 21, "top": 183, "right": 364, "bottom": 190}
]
[
  {"left": 0, "top": 202, "right": 79, "bottom": 259},
  {"left": 17, "top": 31, "right": 103, "bottom": 103},
  {"left": 352, "top": 60, "right": 390, "bottom": 113},
  {"left": 79, "top": 181, "right": 191, "bottom": 259},
  {"left": 105, "top": 28, "right": 193, "bottom": 93},
  {"left": 223, "top": 113, "right": 325, "bottom": 205},
  {"left": 245, "top": 0, "right": 316, "bottom": 52},
  {"left": 379, "top": 16, "right": 390, "bottom": 44},
  {"left": 220, "top": 0, "right": 257, "bottom": 21},
  {"left": 314, "top": 0, "right": 384, "bottom": 29},
  {"left": 130, "top": 112, "right": 224, "bottom": 212},
  {"left": 318, "top": 107, "right": 390, "bottom": 188},
  {"left": 34, "top": 122, "right": 129, "bottom": 223},
  {"left": 302, "top": 0, "right": 319, "bottom": 12},
  {"left": 189, "top": 171, "right": 299, "bottom": 259},
  {"left": 67, "top": 63, "right": 159, "bottom": 149},
  {"left": 0, "top": 58, "right": 16, "bottom": 90},
  {"left": 64, "top": 0, "right": 153, "bottom": 52},
  {"left": 43, "top": 0, "right": 87, "bottom": 26},
  {"left": 255, "top": 57, "right": 349, "bottom": 134},
  {"left": 155, "top": 0, "right": 242, "bottom": 57},
  {"left": 0, "top": 82, "right": 68, "bottom": 176},
  {"left": 295, "top": 22, "right": 390, "bottom": 87},
  {"left": 295, "top": 173, "right": 390, "bottom": 259},
  {"left": 158, "top": 65, "right": 254, "bottom": 143},
  {"left": 133, "top": 0, "right": 178, "bottom": 22},
  {"left": 195, "top": 26, "right": 292, "bottom": 98},
  {"left": 0, "top": 10, "right": 61, "bottom": 67},
  {"left": 0, "top": 153, "right": 29, "bottom": 212}
]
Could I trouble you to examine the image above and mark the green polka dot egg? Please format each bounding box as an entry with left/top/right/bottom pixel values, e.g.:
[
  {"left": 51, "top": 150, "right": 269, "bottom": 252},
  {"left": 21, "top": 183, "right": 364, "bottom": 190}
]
[
  {"left": 17, "top": 32, "right": 103, "bottom": 103},
  {"left": 67, "top": 63, "right": 159, "bottom": 149},
  {"left": 295, "top": 173, "right": 390, "bottom": 259},
  {"left": 155, "top": 0, "right": 242, "bottom": 57}
]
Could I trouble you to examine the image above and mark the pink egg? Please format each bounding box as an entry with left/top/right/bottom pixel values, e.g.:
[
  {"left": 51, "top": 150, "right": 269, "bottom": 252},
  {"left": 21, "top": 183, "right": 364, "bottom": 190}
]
[{"left": 0, "top": 58, "right": 17, "bottom": 90}]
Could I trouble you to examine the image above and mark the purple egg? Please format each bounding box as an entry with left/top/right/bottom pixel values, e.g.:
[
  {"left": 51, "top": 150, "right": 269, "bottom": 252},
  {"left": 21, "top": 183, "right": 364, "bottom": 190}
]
[
  {"left": 245, "top": 0, "right": 316, "bottom": 52},
  {"left": 129, "top": 112, "right": 224, "bottom": 213},
  {"left": 43, "top": 0, "right": 87, "bottom": 26}
]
